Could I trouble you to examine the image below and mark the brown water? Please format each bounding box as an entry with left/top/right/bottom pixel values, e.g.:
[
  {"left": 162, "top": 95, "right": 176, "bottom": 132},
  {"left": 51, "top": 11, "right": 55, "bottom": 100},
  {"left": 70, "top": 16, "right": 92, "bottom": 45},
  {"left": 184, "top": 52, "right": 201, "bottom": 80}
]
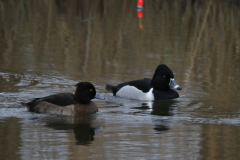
[{"left": 1, "top": 0, "right": 240, "bottom": 159}]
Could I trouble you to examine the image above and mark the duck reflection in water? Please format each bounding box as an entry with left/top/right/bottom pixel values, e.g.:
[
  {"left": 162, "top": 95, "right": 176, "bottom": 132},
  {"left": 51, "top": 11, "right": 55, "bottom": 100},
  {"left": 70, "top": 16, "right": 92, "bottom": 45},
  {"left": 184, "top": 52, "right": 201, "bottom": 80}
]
[
  {"left": 44, "top": 116, "right": 102, "bottom": 145},
  {"left": 105, "top": 94, "right": 177, "bottom": 133},
  {"left": 138, "top": 100, "right": 177, "bottom": 133}
]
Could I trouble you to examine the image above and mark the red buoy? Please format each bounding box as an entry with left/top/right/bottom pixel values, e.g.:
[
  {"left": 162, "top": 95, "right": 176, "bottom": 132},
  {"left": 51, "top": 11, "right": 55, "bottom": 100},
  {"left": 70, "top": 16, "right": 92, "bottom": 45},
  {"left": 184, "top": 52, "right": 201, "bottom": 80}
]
[
  {"left": 137, "top": 0, "right": 144, "bottom": 29},
  {"left": 137, "top": 0, "right": 144, "bottom": 7}
]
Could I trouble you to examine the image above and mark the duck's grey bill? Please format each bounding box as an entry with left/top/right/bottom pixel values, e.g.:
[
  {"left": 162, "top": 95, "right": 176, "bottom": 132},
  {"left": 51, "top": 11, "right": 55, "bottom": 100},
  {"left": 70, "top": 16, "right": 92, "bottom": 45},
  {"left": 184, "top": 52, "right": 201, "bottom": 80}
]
[
  {"left": 95, "top": 94, "right": 105, "bottom": 100},
  {"left": 169, "top": 78, "right": 182, "bottom": 90}
]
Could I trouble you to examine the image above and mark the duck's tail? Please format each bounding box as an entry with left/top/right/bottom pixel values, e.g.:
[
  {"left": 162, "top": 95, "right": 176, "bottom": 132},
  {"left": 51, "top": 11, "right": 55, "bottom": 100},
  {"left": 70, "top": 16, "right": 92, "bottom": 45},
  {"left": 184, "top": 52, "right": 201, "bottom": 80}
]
[
  {"left": 105, "top": 84, "right": 113, "bottom": 92},
  {"left": 105, "top": 84, "right": 117, "bottom": 96},
  {"left": 21, "top": 102, "right": 32, "bottom": 111},
  {"left": 21, "top": 98, "right": 41, "bottom": 111},
  {"left": 21, "top": 102, "right": 28, "bottom": 107}
]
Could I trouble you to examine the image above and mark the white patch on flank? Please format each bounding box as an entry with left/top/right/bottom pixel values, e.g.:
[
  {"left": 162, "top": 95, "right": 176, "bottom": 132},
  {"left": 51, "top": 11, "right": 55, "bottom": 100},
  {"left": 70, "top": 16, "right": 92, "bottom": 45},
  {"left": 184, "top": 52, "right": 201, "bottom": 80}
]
[{"left": 116, "top": 85, "right": 154, "bottom": 100}]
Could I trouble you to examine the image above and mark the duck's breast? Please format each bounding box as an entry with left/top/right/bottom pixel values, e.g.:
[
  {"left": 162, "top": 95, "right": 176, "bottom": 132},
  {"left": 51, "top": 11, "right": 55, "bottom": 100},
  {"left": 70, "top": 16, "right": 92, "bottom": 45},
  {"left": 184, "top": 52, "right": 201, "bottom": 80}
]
[
  {"left": 74, "top": 102, "right": 98, "bottom": 115},
  {"left": 153, "top": 89, "right": 179, "bottom": 100}
]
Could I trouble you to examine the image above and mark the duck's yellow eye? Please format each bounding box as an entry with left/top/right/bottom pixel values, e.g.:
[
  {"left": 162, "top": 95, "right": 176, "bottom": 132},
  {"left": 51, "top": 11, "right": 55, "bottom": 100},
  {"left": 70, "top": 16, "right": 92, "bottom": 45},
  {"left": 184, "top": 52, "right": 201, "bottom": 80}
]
[
  {"left": 163, "top": 75, "right": 166, "bottom": 78},
  {"left": 90, "top": 89, "right": 92, "bottom": 92}
]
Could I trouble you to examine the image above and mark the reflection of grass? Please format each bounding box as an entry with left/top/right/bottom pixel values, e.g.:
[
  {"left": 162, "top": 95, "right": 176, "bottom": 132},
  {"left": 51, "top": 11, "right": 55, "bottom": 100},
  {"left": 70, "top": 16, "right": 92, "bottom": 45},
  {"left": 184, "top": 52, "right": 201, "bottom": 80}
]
[
  {"left": 1, "top": 0, "right": 240, "bottom": 101},
  {"left": 0, "top": 117, "right": 21, "bottom": 159}
]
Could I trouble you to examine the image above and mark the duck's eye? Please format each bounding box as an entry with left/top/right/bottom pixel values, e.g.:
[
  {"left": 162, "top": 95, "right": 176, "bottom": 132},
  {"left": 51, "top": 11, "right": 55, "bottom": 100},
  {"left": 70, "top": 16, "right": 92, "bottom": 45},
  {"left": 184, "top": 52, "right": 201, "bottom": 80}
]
[
  {"left": 90, "top": 89, "right": 92, "bottom": 92},
  {"left": 163, "top": 75, "right": 166, "bottom": 78}
]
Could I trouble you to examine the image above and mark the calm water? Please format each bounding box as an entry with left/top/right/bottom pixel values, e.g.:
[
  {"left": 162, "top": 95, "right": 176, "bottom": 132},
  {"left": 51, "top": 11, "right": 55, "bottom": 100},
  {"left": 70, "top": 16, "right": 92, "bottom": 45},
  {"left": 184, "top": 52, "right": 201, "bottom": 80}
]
[{"left": 1, "top": 0, "right": 240, "bottom": 159}]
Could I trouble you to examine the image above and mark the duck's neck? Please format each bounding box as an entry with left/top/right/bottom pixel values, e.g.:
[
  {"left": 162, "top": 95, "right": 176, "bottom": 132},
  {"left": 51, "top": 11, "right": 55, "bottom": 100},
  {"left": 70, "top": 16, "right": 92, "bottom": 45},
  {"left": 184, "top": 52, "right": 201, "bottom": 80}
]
[
  {"left": 74, "top": 95, "right": 91, "bottom": 104},
  {"left": 151, "top": 76, "right": 170, "bottom": 90}
]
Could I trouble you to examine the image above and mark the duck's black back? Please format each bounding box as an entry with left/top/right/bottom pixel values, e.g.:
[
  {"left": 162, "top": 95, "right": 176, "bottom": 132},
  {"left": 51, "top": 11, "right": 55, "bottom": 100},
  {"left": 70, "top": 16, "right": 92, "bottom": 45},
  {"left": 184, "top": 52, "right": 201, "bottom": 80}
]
[{"left": 22, "top": 93, "right": 77, "bottom": 111}]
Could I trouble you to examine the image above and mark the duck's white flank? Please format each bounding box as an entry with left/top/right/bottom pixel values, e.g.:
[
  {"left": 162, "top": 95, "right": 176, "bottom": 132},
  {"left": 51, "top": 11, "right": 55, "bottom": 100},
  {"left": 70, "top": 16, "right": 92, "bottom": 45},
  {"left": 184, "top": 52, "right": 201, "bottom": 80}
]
[{"left": 116, "top": 85, "right": 154, "bottom": 100}]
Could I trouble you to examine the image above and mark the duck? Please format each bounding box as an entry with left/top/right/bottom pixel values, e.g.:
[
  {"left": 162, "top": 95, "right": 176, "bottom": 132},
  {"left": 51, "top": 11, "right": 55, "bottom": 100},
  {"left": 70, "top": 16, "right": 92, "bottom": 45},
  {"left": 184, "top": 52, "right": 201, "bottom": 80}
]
[
  {"left": 106, "top": 64, "right": 182, "bottom": 100},
  {"left": 21, "top": 82, "right": 105, "bottom": 115}
]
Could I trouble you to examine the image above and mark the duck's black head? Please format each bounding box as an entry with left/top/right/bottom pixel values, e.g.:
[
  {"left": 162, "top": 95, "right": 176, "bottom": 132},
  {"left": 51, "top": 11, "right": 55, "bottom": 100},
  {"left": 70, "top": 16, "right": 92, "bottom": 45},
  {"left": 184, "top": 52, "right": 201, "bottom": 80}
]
[
  {"left": 151, "top": 64, "right": 182, "bottom": 90},
  {"left": 74, "top": 82, "right": 97, "bottom": 104}
]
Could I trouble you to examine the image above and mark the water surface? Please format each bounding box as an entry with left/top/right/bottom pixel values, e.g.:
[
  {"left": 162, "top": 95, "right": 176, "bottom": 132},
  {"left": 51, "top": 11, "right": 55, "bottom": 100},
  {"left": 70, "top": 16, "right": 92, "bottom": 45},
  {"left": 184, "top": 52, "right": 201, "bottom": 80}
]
[{"left": 1, "top": 0, "right": 240, "bottom": 159}]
